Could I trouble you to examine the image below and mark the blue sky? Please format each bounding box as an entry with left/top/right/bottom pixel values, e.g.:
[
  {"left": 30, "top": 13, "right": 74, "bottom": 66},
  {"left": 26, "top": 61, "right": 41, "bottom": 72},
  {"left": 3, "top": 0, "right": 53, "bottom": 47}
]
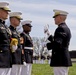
[{"left": 1, "top": 0, "right": 76, "bottom": 50}]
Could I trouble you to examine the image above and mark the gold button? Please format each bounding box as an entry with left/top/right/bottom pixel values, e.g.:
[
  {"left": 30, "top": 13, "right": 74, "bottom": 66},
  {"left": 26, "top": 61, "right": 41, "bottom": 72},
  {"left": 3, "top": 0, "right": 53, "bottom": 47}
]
[{"left": 0, "top": 50, "right": 3, "bottom": 52}]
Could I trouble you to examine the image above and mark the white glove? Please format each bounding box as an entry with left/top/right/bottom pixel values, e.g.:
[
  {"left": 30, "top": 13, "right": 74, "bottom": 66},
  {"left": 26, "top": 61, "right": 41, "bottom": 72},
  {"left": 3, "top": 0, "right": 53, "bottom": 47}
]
[
  {"left": 23, "top": 61, "right": 27, "bottom": 66},
  {"left": 48, "top": 50, "right": 52, "bottom": 57},
  {"left": 44, "top": 24, "right": 50, "bottom": 37},
  {"left": 46, "top": 30, "right": 50, "bottom": 36},
  {"left": 12, "top": 45, "right": 18, "bottom": 52}
]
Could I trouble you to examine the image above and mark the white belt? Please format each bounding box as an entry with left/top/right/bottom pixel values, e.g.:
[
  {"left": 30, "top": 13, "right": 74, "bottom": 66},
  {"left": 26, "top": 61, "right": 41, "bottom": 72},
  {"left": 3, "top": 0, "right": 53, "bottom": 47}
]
[{"left": 24, "top": 47, "right": 33, "bottom": 50}]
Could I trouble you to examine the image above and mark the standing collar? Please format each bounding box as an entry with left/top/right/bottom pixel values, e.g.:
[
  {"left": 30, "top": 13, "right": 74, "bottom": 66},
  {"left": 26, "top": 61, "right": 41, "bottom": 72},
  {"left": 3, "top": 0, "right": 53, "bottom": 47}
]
[
  {"left": 23, "top": 30, "right": 29, "bottom": 34},
  {"left": 58, "top": 22, "right": 66, "bottom": 27},
  {"left": 9, "top": 25, "right": 16, "bottom": 30}
]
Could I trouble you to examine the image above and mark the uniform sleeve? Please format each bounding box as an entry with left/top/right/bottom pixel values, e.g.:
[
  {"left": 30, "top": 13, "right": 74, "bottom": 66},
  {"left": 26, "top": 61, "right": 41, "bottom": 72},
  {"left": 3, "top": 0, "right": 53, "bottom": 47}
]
[
  {"left": 46, "top": 35, "right": 53, "bottom": 50},
  {"left": 54, "top": 27, "right": 67, "bottom": 48},
  {"left": 48, "top": 35, "right": 53, "bottom": 42},
  {"left": 46, "top": 42, "right": 53, "bottom": 50},
  {"left": 47, "top": 27, "right": 67, "bottom": 50},
  {"left": 20, "top": 33, "right": 25, "bottom": 49}
]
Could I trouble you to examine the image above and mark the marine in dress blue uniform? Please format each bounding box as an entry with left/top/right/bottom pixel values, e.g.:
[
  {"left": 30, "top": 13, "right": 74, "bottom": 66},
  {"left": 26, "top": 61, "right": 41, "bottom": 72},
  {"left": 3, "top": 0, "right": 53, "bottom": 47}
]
[
  {"left": 0, "top": 2, "right": 12, "bottom": 75},
  {"left": 9, "top": 12, "right": 23, "bottom": 75},
  {"left": 20, "top": 20, "right": 33, "bottom": 75},
  {"left": 47, "top": 9, "right": 72, "bottom": 75}
]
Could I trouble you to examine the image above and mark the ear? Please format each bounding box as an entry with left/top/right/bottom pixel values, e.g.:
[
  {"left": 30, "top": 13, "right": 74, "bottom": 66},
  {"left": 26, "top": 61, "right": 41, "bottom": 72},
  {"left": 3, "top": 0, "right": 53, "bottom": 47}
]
[
  {"left": 0, "top": 9, "right": 3, "bottom": 15},
  {"left": 60, "top": 15, "right": 63, "bottom": 20}
]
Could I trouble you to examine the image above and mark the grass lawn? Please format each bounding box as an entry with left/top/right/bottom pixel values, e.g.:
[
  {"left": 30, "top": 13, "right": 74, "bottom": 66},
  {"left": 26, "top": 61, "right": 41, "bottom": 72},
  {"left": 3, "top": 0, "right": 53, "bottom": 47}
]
[{"left": 32, "top": 63, "right": 76, "bottom": 75}]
